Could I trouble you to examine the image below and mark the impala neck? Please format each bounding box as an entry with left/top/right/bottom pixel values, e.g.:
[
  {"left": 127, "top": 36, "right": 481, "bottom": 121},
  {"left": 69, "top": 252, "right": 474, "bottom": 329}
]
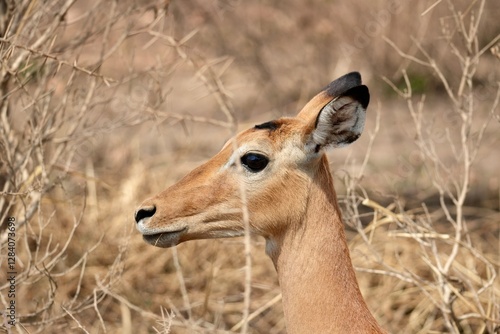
[{"left": 266, "top": 156, "right": 383, "bottom": 334}]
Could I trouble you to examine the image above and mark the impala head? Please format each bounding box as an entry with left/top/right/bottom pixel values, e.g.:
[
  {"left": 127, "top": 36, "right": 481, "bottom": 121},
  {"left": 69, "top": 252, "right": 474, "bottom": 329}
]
[{"left": 135, "top": 72, "right": 369, "bottom": 249}]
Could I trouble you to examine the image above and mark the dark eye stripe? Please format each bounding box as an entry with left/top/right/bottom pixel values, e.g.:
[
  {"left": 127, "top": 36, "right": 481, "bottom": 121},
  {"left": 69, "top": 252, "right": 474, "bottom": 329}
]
[{"left": 240, "top": 153, "right": 269, "bottom": 172}]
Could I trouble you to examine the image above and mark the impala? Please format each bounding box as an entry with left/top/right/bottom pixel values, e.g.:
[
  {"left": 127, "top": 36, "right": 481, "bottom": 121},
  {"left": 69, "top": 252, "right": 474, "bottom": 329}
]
[{"left": 135, "top": 72, "right": 385, "bottom": 333}]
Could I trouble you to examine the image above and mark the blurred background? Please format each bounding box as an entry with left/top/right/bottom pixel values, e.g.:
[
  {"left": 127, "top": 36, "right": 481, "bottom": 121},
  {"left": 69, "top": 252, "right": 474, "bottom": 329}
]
[{"left": 1, "top": 0, "right": 499, "bottom": 333}]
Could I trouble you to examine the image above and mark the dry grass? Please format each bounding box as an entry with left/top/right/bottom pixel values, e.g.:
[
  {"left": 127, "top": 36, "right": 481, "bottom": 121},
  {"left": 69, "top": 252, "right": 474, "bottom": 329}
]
[{"left": 0, "top": 0, "right": 499, "bottom": 333}]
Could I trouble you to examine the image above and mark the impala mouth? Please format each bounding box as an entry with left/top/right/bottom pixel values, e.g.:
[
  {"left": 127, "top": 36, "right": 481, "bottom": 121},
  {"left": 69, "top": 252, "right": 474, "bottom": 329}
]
[{"left": 142, "top": 227, "right": 187, "bottom": 248}]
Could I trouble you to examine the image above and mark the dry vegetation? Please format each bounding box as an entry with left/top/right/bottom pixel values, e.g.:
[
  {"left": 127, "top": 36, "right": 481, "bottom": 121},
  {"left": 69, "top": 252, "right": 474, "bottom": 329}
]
[{"left": 0, "top": 0, "right": 499, "bottom": 333}]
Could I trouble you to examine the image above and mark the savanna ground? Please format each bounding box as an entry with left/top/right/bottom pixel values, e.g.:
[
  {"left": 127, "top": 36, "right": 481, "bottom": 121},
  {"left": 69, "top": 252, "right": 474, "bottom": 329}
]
[{"left": 0, "top": 0, "right": 499, "bottom": 333}]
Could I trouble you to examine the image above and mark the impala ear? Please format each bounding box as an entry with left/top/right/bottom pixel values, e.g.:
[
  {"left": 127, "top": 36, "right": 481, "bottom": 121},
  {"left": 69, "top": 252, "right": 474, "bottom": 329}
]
[{"left": 305, "top": 85, "right": 369, "bottom": 153}]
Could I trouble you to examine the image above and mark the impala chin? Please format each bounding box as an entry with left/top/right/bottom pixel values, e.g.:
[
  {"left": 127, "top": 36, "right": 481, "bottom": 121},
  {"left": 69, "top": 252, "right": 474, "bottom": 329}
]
[
  {"left": 142, "top": 228, "right": 187, "bottom": 248},
  {"left": 136, "top": 220, "right": 187, "bottom": 248},
  {"left": 137, "top": 217, "right": 246, "bottom": 248}
]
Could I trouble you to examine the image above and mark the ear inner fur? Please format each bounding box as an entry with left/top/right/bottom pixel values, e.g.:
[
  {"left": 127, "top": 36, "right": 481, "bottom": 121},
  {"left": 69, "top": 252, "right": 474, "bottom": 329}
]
[{"left": 297, "top": 73, "right": 368, "bottom": 142}]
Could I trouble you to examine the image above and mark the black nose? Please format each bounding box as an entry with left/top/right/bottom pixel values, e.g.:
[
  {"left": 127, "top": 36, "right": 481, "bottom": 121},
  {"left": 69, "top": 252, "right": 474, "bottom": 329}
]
[{"left": 135, "top": 206, "right": 156, "bottom": 223}]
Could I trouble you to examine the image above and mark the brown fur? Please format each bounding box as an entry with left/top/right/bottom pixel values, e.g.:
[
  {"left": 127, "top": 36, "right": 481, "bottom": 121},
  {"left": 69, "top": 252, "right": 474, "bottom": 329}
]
[{"left": 136, "top": 74, "right": 385, "bottom": 333}]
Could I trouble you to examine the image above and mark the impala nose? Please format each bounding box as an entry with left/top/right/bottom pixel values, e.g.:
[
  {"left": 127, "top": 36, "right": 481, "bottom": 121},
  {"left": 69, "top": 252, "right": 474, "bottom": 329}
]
[{"left": 135, "top": 205, "right": 156, "bottom": 223}]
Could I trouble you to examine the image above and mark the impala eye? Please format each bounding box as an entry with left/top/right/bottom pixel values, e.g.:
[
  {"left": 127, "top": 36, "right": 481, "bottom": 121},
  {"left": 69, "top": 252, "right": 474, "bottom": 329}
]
[{"left": 240, "top": 153, "right": 269, "bottom": 172}]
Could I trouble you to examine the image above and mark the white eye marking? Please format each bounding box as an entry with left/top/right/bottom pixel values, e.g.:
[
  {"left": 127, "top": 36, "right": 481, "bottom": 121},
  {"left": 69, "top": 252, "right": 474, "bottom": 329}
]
[{"left": 221, "top": 145, "right": 251, "bottom": 171}]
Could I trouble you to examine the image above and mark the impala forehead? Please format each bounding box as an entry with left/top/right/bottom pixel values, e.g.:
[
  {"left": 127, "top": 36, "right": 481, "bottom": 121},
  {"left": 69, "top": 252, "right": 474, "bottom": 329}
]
[{"left": 220, "top": 119, "right": 306, "bottom": 167}]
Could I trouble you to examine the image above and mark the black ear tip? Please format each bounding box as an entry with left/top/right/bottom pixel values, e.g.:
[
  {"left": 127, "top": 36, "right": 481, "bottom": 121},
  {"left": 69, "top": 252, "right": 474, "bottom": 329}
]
[
  {"left": 345, "top": 71, "right": 362, "bottom": 83},
  {"left": 344, "top": 85, "right": 370, "bottom": 109},
  {"left": 324, "top": 72, "right": 363, "bottom": 98}
]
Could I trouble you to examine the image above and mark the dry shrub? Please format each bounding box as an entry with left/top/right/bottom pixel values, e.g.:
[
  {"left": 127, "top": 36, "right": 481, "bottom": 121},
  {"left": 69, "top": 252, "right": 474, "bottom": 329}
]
[
  {"left": 0, "top": 0, "right": 177, "bottom": 332},
  {"left": 342, "top": 1, "right": 500, "bottom": 332},
  {"left": 0, "top": 0, "right": 498, "bottom": 333}
]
